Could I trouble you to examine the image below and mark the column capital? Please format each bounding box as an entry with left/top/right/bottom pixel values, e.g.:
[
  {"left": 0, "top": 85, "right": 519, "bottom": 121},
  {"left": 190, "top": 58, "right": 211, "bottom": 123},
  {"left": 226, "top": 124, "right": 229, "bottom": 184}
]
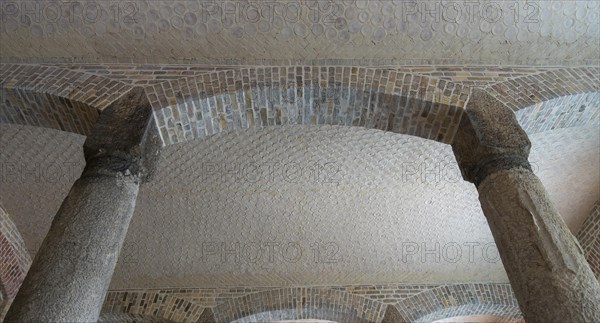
[
  {"left": 451, "top": 89, "right": 532, "bottom": 187},
  {"left": 5, "top": 89, "right": 160, "bottom": 322},
  {"left": 83, "top": 87, "right": 160, "bottom": 182}
]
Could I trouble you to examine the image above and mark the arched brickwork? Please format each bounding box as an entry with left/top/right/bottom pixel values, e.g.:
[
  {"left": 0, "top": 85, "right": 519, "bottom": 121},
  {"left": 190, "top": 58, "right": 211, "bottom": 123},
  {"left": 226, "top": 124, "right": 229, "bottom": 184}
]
[
  {"left": 388, "top": 283, "right": 522, "bottom": 322},
  {"left": 485, "top": 67, "right": 599, "bottom": 112},
  {"left": 100, "top": 285, "right": 524, "bottom": 322},
  {"left": 0, "top": 204, "right": 31, "bottom": 320},
  {"left": 149, "top": 67, "right": 471, "bottom": 145},
  {"left": 515, "top": 92, "right": 600, "bottom": 134},
  {"left": 416, "top": 304, "right": 522, "bottom": 323},
  {"left": 98, "top": 312, "right": 176, "bottom": 323},
  {"left": 4, "top": 64, "right": 596, "bottom": 146},
  {"left": 577, "top": 200, "right": 600, "bottom": 280},
  {"left": 101, "top": 290, "right": 206, "bottom": 322},
  {"left": 0, "top": 64, "right": 134, "bottom": 135},
  {"left": 213, "top": 287, "right": 385, "bottom": 323}
]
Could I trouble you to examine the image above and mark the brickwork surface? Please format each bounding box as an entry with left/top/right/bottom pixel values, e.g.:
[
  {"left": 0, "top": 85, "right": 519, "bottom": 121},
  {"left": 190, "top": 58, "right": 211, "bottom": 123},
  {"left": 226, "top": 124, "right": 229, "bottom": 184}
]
[
  {"left": 1, "top": 64, "right": 597, "bottom": 147},
  {"left": 485, "top": 67, "right": 600, "bottom": 112},
  {"left": 577, "top": 200, "right": 600, "bottom": 280},
  {"left": 515, "top": 92, "right": 600, "bottom": 134},
  {"left": 392, "top": 283, "right": 520, "bottom": 322},
  {"left": 99, "top": 283, "right": 521, "bottom": 323},
  {"left": 0, "top": 64, "right": 134, "bottom": 135},
  {"left": 45, "top": 64, "right": 558, "bottom": 87},
  {"left": 0, "top": 205, "right": 31, "bottom": 320},
  {"left": 149, "top": 67, "right": 469, "bottom": 145},
  {"left": 0, "top": 63, "right": 598, "bottom": 322}
]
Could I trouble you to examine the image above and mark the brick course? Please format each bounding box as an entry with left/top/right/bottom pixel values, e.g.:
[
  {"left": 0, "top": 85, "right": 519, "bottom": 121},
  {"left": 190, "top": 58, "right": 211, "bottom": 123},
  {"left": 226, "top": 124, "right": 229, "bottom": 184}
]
[
  {"left": 150, "top": 67, "right": 469, "bottom": 145},
  {"left": 2, "top": 64, "right": 597, "bottom": 146},
  {"left": 0, "top": 64, "right": 134, "bottom": 135},
  {"left": 100, "top": 283, "right": 521, "bottom": 323},
  {"left": 577, "top": 200, "right": 600, "bottom": 280},
  {"left": 0, "top": 205, "right": 31, "bottom": 320},
  {"left": 0, "top": 63, "right": 598, "bottom": 321}
]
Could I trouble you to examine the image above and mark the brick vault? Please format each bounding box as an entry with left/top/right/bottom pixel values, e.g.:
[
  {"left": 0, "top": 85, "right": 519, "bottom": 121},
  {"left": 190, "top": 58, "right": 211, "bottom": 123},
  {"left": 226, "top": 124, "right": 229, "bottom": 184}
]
[{"left": 0, "top": 1, "right": 599, "bottom": 322}]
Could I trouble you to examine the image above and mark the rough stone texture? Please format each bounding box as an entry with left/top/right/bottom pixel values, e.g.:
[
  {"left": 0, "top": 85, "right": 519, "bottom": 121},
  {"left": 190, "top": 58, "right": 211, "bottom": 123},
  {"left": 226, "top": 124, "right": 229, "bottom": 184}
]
[
  {"left": 0, "top": 1, "right": 597, "bottom": 66},
  {"left": 477, "top": 168, "right": 600, "bottom": 322},
  {"left": 451, "top": 89, "right": 532, "bottom": 186},
  {"left": 452, "top": 89, "right": 600, "bottom": 322},
  {"left": 4, "top": 176, "right": 140, "bottom": 322},
  {"left": 4, "top": 88, "right": 158, "bottom": 322},
  {"left": 83, "top": 86, "right": 156, "bottom": 179}
]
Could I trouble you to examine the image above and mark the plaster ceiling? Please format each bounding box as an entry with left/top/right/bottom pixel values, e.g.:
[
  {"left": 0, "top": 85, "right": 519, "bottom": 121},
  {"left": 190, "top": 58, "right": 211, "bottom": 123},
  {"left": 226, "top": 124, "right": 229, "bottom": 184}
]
[
  {"left": 0, "top": 0, "right": 598, "bottom": 294},
  {"left": 0, "top": 0, "right": 598, "bottom": 65},
  {"left": 1, "top": 123, "right": 598, "bottom": 289}
]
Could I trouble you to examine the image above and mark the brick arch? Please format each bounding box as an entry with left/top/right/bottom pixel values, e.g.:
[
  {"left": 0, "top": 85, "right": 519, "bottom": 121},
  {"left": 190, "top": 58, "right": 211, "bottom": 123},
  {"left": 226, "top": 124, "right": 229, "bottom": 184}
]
[
  {"left": 387, "top": 283, "right": 522, "bottom": 322},
  {"left": 98, "top": 312, "right": 177, "bottom": 322},
  {"left": 101, "top": 290, "right": 206, "bottom": 322},
  {"left": 577, "top": 200, "right": 600, "bottom": 280},
  {"left": 515, "top": 91, "right": 599, "bottom": 133},
  {"left": 485, "top": 67, "right": 599, "bottom": 112},
  {"left": 0, "top": 64, "right": 134, "bottom": 135},
  {"left": 483, "top": 67, "right": 599, "bottom": 135},
  {"left": 213, "top": 287, "right": 386, "bottom": 323},
  {"left": 415, "top": 304, "right": 522, "bottom": 323},
  {"left": 149, "top": 67, "right": 470, "bottom": 146},
  {"left": 0, "top": 204, "right": 31, "bottom": 320}
]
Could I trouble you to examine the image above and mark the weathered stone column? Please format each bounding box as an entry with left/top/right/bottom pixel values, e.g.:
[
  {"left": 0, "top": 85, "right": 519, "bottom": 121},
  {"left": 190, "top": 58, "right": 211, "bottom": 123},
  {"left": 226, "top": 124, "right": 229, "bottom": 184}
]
[
  {"left": 451, "top": 89, "right": 600, "bottom": 322},
  {"left": 5, "top": 88, "right": 160, "bottom": 322}
]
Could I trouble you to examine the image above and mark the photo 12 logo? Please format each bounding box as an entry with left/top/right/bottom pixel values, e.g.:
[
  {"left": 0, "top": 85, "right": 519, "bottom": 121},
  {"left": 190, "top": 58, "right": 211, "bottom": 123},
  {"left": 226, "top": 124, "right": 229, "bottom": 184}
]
[
  {"left": 401, "top": 241, "right": 501, "bottom": 264},
  {"left": 0, "top": 2, "right": 139, "bottom": 26},
  {"left": 202, "top": 161, "right": 340, "bottom": 184},
  {"left": 400, "top": 1, "right": 540, "bottom": 24},
  {"left": 0, "top": 162, "right": 82, "bottom": 184}
]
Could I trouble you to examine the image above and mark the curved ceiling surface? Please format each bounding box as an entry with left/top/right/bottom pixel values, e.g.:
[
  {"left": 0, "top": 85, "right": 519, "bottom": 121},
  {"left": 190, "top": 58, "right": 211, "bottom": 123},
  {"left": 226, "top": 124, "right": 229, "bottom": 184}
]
[{"left": 1, "top": 123, "right": 598, "bottom": 288}]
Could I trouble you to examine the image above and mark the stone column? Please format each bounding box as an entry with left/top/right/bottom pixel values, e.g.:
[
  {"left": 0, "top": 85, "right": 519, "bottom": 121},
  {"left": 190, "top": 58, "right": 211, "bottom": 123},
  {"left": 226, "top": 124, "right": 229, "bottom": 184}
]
[
  {"left": 451, "top": 89, "right": 600, "bottom": 323},
  {"left": 5, "top": 88, "right": 160, "bottom": 322}
]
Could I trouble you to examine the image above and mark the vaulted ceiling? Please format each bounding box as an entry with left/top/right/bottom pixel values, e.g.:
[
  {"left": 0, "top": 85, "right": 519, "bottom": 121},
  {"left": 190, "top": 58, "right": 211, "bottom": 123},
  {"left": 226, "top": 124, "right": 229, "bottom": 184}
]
[{"left": 0, "top": 0, "right": 599, "bottom": 292}]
